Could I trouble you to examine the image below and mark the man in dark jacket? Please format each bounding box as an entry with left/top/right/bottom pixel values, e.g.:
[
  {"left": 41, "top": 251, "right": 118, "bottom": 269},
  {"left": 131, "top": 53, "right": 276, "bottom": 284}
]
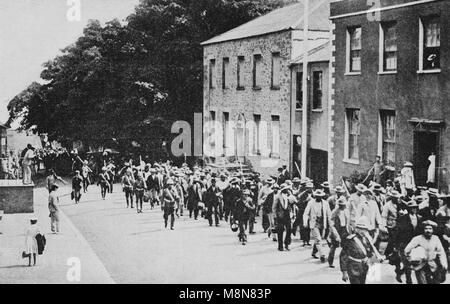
[
  {"left": 395, "top": 200, "right": 423, "bottom": 284},
  {"left": 234, "top": 189, "right": 251, "bottom": 245},
  {"left": 205, "top": 178, "right": 221, "bottom": 227},
  {"left": 273, "top": 184, "right": 293, "bottom": 251},
  {"left": 224, "top": 178, "right": 241, "bottom": 223}
]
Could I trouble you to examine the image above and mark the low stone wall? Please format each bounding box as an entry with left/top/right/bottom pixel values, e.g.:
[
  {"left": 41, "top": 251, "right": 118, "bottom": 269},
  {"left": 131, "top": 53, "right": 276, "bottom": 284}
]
[{"left": 0, "top": 180, "right": 34, "bottom": 214}]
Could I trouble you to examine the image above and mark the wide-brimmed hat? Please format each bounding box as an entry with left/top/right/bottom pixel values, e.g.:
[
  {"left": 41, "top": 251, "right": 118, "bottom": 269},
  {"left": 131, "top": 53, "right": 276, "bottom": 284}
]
[
  {"left": 355, "top": 184, "right": 367, "bottom": 192},
  {"left": 363, "top": 188, "right": 374, "bottom": 196},
  {"left": 313, "top": 189, "right": 326, "bottom": 197},
  {"left": 280, "top": 184, "right": 292, "bottom": 192},
  {"left": 387, "top": 190, "right": 402, "bottom": 198},
  {"left": 404, "top": 161, "right": 413, "bottom": 167},
  {"left": 427, "top": 188, "right": 439, "bottom": 196},
  {"left": 321, "top": 181, "right": 330, "bottom": 188},
  {"left": 407, "top": 200, "right": 419, "bottom": 208},
  {"left": 355, "top": 216, "right": 370, "bottom": 230},
  {"left": 292, "top": 177, "right": 301, "bottom": 183},
  {"left": 422, "top": 220, "right": 438, "bottom": 228},
  {"left": 300, "top": 178, "right": 310, "bottom": 185},
  {"left": 166, "top": 179, "right": 174, "bottom": 185},
  {"left": 337, "top": 197, "right": 348, "bottom": 206},
  {"left": 305, "top": 182, "right": 314, "bottom": 188},
  {"left": 265, "top": 178, "right": 274, "bottom": 184},
  {"left": 334, "top": 186, "right": 346, "bottom": 194},
  {"left": 230, "top": 177, "right": 240, "bottom": 184}
]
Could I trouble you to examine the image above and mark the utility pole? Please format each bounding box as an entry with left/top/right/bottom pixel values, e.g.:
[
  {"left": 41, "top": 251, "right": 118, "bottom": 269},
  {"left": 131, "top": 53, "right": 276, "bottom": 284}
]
[{"left": 301, "top": 0, "right": 309, "bottom": 179}]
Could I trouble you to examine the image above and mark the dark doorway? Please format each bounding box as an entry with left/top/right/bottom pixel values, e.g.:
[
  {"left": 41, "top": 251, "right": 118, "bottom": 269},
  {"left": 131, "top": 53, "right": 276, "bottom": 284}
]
[
  {"left": 308, "top": 149, "right": 328, "bottom": 185},
  {"left": 413, "top": 131, "right": 439, "bottom": 186}
]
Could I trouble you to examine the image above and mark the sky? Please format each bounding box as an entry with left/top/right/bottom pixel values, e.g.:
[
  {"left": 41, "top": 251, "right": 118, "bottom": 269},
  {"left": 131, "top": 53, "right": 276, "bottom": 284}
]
[{"left": 0, "top": 0, "right": 140, "bottom": 124}]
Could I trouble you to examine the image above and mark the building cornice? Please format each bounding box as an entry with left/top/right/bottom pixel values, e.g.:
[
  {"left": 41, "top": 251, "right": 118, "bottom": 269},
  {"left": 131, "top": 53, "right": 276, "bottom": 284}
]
[{"left": 330, "top": 0, "right": 441, "bottom": 20}]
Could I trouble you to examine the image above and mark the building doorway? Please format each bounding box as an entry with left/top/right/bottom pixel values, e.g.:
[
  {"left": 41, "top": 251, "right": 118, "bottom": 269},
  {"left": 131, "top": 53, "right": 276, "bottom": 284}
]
[
  {"left": 292, "top": 135, "right": 301, "bottom": 178},
  {"left": 413, "top": 130, "right": 439, "bottom": 187},
  {"left": 308, "top": 149, "right": 328, "bottom": 185}
]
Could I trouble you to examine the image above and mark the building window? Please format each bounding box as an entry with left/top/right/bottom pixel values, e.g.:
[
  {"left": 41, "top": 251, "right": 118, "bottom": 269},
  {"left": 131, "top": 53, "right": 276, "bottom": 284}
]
[
  {"left": 252, "top": 115, "right": 261, "bottom": 155},
  {"left": 420, "top": 16, "right": 440, "bottom": 71},
  {"left": 381, "top": 22, "right": 397, "bottom": 71},
  {"left": 209, "top": 59, "right": 216, "bottom": 89},
  {"left": 271, "top": 52, "right": 281, "bottom": 89},
  {"left": 380, "top": 110, "right": 396, "bottom": 163},
  {"left": 270, "top": 115, "right": 280, "bottom": 158},
  {"left": 346, "top": 109, "right": 360, "bottom": 161},
  {"left": 237, "top": 56, "right": 245, "bottom": 90},
  {"left": 347, "top": 26, "right": 362, "bottom": 72},
  {"left": 296, "top": 72, "right": 303, "bottom": 110},
  {"left": 312, "top": 71, "right": 323, "bottom": 110},
  {"left": 253, "top": 54, "right": 262, "bottom": 90},
  {"left": 222, "top": 57, "right": 229, "bottom": 89},
  {"left": 223, "top": 112, "right": 230, "bottom": 156}
]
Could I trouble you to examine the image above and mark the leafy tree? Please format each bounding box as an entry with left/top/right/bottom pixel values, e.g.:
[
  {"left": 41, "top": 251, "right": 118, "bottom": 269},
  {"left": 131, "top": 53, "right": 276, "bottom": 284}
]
[{"left": 7, "top": 0, "right": 294, "bottom": 155}]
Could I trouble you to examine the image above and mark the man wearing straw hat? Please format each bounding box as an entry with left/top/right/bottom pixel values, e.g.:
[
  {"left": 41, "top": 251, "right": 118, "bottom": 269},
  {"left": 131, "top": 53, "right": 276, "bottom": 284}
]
[
  {"left": 162, "top": 178, "right": 178, "bottom": 230},
  {"left": 328, "top": 196, "right": 350, "bottom": 268},
  {"left": 340, "top": 216, "right": 383, "bottom": 284},
  {"left": 405, "top": 220, "right": 448, "bottom": 284},
  {"left": 303, "top": 189, "right": 332, "bottom": 262},
  {"left": 327, "top": 185, "right": 346, "bottom": 212},
  {"left": 273, "top": 184, "right": 293, "bottom": 251},
  {"left": 382, "top": 189, "right": 402, "bottom": 259},
  {"left": 263, "top": 183, "right": 279, "bottom": 242}
]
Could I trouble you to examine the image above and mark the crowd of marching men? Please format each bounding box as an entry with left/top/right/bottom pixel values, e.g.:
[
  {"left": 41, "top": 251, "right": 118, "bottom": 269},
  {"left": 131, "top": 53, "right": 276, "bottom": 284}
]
[{"left": 64, "top": 158, "right": 450, "bottom": 284}]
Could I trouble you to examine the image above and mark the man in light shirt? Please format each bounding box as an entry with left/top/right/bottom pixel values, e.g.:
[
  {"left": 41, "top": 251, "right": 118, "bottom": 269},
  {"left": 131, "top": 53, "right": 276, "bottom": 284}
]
[{"left": 404, "top": 220, "right": 448, "bottom": 284}]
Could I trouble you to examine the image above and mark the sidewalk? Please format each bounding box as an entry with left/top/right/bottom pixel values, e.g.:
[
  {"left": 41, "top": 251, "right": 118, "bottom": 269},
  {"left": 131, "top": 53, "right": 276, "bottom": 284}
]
[{"left": 0, "top": 185, "right": 115, "bottom": 284}]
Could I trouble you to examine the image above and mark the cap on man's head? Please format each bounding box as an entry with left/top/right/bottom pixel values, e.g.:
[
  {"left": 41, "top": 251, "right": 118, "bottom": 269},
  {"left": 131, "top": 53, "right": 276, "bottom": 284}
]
[
  {"left": 355, "top": 184, "right": 367, "bottom": 192},
  {"left": 422, "top": 220, "right": 438, "bottom": 228}
]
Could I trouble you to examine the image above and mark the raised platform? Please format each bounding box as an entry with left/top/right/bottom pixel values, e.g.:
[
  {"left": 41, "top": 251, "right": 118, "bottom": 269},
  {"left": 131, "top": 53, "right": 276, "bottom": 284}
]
[{"left": 0, "top": 180, "right": 34, "bottom": 214}]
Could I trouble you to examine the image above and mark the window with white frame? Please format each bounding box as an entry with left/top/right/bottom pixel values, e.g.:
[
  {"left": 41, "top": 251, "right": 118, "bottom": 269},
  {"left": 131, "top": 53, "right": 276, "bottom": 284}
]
[
  {"left": 222, "top": 57, "right": 230, "bottom": 89},
  {"left": 209, "top": 111, "right": 216, "bottom": 150},
  {"left": 222, "top": 112, "right": 231, "bottom": 156},
  {"left": 346, "top": 109, "right": 360, "bottom": 160},
  {"left": 253, "top": 54, "right": 262, "bottom": 89},
  {"left": 419, "top": 16, "right": 440, "bottom": 71},
  {"left": 380, "top": 110, "right": 396, "bottom": 163},
  {"left": 380, "top": 22, "right": 397, "bottom": 71},
  {"left": 348, "top": 26, "right": 362, "bottom": 72},
  {"left": 237, "top": 56, "right": 245, "bottom": 89},
  {"left": 253, "top": 114, "right": 261, "bottom": 155},
  {"left": 270, "top": 115, "right": 280, "bottom": 158},
  {"left": 271, "top": 52, "right": 281, "bottom": 89},
  {"left": 209, "top": 59, "right": 216, "bottom": 89}
]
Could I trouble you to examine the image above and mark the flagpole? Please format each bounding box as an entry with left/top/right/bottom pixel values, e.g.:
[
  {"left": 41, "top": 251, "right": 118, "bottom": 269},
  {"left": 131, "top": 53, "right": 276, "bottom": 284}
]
[{"left": 301, "top": 0, "right": 309, "bottom": 179}]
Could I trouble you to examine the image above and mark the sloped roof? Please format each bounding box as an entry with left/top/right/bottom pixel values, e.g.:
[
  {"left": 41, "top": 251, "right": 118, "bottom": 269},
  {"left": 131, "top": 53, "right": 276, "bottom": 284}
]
[
  {"left": 201, "top": 1, "right": 330, "bottom": 46},
  {"left": 291, "top": 39, "right": 331, "bottom": 64}
]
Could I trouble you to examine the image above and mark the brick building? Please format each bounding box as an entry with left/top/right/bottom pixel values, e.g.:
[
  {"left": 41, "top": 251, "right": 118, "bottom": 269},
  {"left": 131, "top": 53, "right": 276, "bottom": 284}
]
[
  {"left": 201, "top": 1, "right": 330, "bottom": 178},
  {"left": 330, "top": 0, "right": 450, "bottom": 191}
]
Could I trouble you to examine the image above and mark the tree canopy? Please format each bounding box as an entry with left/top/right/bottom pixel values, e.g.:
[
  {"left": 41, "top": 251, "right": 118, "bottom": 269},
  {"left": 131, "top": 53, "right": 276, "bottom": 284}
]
[{"left": 7, "top": 0, "right": 294, "bottom": 153}]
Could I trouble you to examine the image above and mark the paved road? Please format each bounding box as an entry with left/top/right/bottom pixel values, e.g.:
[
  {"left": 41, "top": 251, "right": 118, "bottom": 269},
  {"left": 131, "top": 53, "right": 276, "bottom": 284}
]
[{"left": 58, "top": 183, "right": 420, "bottom": 284}]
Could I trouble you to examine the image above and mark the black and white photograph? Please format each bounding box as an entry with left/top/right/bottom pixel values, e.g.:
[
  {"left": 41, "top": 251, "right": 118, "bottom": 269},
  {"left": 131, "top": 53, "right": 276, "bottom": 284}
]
[{"left": 0, "top": 0, "right": 449, "bottom": 289}]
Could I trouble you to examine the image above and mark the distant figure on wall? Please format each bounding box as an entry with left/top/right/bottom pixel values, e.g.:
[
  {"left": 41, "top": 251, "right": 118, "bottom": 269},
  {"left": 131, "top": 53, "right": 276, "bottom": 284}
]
[
  {"left": 22, "top": 144, "right": 35, "bottom": 185},
  {"left": 427, "top": 152, "right": 436, "bottom": 188}
]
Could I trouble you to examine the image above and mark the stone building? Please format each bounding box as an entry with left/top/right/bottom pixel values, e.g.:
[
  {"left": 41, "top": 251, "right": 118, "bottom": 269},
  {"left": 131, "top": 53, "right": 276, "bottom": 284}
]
[
  {"left": 330, "top": 0, "right": 450, "bottom": 191},
  {"left": 201, "top": 1, "right": 330, "bottom": 178}
]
